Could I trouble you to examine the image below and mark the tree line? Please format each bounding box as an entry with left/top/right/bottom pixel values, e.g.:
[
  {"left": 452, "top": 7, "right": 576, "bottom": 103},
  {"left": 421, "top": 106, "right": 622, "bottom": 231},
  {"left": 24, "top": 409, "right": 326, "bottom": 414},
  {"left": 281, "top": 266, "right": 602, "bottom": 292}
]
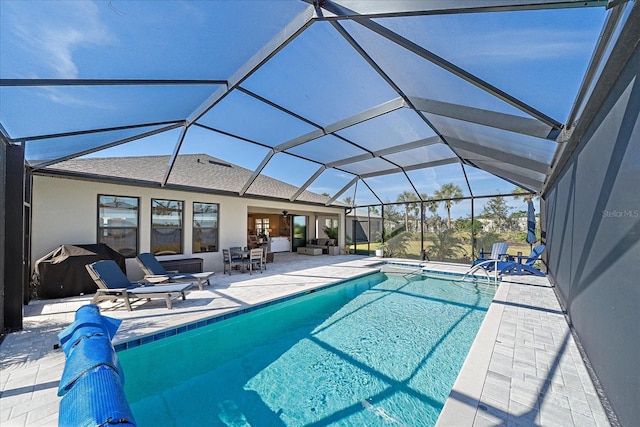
[{"left": 345, "top": 184, "right": 537, "bottom": 261}]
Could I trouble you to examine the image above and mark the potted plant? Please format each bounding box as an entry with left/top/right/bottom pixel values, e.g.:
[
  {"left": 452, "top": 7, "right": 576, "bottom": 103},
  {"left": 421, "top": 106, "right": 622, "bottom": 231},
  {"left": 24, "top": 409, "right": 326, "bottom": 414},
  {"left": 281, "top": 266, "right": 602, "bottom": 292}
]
[{"left": 322, "top": 226, "right": 339, "bottom": 241}]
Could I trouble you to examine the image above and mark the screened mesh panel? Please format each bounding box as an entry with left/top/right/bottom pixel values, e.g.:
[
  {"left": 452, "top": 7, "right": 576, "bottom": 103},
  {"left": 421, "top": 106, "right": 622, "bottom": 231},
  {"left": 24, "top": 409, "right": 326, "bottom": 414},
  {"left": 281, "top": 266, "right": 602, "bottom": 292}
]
[
  {"left": 0, "top": 1, "right": 615, "bottom": 210},
  {"left": 0, "top": 85, "right": 220, "bottom": 138},
  {"left": 423, "top": 199, "right": 473, "bottom": 263},
  {"left": 464, "top": 164, "right": 520, "bottom": 197},
  {"left": 339, "top": 157, "right": 398, "bottom": 176},
  {"left": 0, "top": 1, "right": 308, "bottom": 80},
  {"left": 340, "top": 19, "right": 532, "bottom": 116},
  {"left": 375, "top": 8, "right": 605, "bottom": 122},
  {"left": 25, "top": 123, "right": 177, "bottom": 166},
  {"left": 407, "top": 163, "right": 471, "bottom": 198},
  {"left": 382, "top": 143, "right": 457, "bottom": 169},
  {"left": 86, "top": 128, "right": 183, "bottom": 160},
  {"left": 255, "top": 152, "right": 321, "bottom": 189},
  {"left": 353, "top": 180, "right": 381, "bottom": 207},
  {"left": 335, "top": 108, "right": 437, "bottom": 152},
  {"left": 304, "top": 169, "right": 356, "bottom": 205},
  {"left": 181, "top": 125, "right": 270, "bottom": 172},
  {"left": 363, "top": 172, "right": 416, "bottom": 204},
  {"left": 196, "top": 90, "right": 317, "bottom": 147},
  {"left": 426, "top": 114, "right": 558, "bottom": 165},
  {"left": 467, "top": 158, "right": 546, "bottom": 192},
  {"left": 241, "top": 21, "right": 399, "bottom": 127},
  {"left": 285, "top": 134, "right": 370, "bottom": 165}
]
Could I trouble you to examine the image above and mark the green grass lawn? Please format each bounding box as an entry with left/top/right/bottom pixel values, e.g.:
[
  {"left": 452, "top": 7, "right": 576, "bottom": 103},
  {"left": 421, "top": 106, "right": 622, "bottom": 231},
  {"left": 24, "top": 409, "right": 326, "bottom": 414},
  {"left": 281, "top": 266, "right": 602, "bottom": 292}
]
[{"left": 347, "top": 238, "right": 536, "bottom": 263}]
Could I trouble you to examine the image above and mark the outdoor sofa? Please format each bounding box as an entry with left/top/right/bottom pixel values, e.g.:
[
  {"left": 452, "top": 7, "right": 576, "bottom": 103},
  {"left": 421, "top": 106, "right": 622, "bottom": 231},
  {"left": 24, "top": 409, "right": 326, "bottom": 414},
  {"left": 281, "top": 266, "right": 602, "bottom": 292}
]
[{"left": 305, "top": 238, "right": 336, "bottom": 254}]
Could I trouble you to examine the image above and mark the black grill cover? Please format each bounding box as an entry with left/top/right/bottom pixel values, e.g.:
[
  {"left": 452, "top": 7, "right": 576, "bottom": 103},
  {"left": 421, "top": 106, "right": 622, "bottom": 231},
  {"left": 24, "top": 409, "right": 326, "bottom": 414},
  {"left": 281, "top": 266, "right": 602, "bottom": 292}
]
[{"left": 33, "top": 244, "right": 126, "bottom": 299}]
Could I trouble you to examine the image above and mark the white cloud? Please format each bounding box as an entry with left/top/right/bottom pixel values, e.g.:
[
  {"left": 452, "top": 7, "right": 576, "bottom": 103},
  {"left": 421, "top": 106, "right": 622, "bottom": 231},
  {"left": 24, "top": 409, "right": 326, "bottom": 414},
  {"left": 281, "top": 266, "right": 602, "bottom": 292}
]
[
  {"left": 8, "top": 1, "right": 112, "bottom": 79},
  {"left": 36, "top": 86, "right": 113, "bottom": 109},
  {"left": 447, "top": 29, "right": 596, "bottom": 63},
  {"left": 395, "top": 14, "right": 599, "bottom": 64}
]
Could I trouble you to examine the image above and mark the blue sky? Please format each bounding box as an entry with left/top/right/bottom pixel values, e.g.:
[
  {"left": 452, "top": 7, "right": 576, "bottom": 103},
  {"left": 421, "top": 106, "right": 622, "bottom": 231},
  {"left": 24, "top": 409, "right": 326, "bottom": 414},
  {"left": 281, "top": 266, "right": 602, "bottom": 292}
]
[{"left": 0, "top": 1, "right": 607, "bottom": 218}]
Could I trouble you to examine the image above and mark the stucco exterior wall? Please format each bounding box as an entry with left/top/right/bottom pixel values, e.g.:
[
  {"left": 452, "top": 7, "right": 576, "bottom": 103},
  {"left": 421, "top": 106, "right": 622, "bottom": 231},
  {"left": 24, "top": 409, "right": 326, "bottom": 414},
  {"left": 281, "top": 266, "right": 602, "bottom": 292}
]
[{"left": 31, "top": 175, "right": 344, "bottom": 280}]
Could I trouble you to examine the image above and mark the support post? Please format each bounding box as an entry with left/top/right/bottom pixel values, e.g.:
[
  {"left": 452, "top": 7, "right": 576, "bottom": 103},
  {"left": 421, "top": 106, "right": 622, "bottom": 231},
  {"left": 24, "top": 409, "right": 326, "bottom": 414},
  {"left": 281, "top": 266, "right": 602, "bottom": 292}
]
[
  {"left": 471, "top": 197, "right": 476, "bottom": 262},
  {"left": 2, "top": 143, "right": 25, "bottom": 332}
]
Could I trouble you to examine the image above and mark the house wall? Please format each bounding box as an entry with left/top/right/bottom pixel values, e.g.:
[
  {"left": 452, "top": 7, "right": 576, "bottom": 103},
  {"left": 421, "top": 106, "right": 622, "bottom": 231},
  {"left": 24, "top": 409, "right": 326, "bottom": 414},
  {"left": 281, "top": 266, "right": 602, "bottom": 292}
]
[
  {"left": 543, "top": 38, "right": 640, "bottom": 425},
  {"left": 31, "top": 175, "right": 344, "bottom": 280}
]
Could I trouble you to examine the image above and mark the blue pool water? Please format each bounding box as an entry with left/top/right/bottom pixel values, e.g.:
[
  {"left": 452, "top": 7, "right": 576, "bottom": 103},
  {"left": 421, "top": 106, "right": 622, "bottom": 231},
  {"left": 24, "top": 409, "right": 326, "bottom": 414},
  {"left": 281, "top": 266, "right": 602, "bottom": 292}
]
[{"left": 117, "top": 271, "right": 495, "bottom": 426}]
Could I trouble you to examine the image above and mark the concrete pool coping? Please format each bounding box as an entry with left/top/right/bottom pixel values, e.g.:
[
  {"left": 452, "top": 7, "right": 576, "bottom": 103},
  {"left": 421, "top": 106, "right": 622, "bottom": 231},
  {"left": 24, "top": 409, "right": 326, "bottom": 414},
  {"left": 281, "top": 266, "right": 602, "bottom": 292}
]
[
  {"left": 437, "top": 267, "right": 611, "bottom": 427},
  {"left": 0, "top": 253, "right": 610, "bottom": 426}
]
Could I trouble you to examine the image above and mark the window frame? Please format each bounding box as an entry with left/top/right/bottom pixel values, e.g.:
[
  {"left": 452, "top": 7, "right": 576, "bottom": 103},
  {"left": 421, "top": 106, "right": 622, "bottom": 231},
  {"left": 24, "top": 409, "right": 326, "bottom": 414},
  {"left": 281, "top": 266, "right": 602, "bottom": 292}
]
[
  {"left": 254, "top": 217, "right": 270, "bottom": 236},
  {"left": 151, "top": 198, "right": 184, "bottom": 255},
  {"left": 97, "top": 194, "right": 140, "bottom": 258},
  {"left": 192, "top": 201, "right": 219, "bottom": 253}
]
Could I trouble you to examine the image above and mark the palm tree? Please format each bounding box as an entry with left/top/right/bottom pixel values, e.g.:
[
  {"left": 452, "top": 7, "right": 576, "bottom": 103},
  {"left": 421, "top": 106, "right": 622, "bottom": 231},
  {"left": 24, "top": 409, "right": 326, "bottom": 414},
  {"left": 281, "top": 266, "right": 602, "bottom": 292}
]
[
  {"left": 343, "top": 196, "right": 354, "bottom": 207},
  {"left": 383, "top": 204, "right": 403, "bottom": 236},
  {"left": 380, "top": 231, "right": 411, "bottom": 257},
  {"left": 427, "top": 227, "right": 465, "bottom": 261},
  {"left": 434, "top": 183, "right": 463, "bottom": 229},
  {"left": 512, "top": 187, "right": 535, "bottom": 202},
  {"left": 420, "top": 193, "right": 438, "bottom": 215},
  {"left": 396, "top": 191, "right": 419, "bottom": 232}
]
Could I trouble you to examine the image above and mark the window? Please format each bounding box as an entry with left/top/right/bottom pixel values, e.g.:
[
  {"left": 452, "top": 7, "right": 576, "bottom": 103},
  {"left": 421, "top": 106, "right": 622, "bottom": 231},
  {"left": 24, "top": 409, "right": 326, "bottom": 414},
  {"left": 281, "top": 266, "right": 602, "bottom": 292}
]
[
  {"left": 325, "top": 218, "right": 338, "bottom": 229},
  {"left": 98, "top": 195, "right": 139, "bottom": 258},
  {"left": 193, "top": 202, "right": 219, "bottom": 253},
  {"left": 151, "top": 199, "right": 183, "bottom": 255},
  {"left": 255, "top": 218, "right": 270, "bottom": 237}
]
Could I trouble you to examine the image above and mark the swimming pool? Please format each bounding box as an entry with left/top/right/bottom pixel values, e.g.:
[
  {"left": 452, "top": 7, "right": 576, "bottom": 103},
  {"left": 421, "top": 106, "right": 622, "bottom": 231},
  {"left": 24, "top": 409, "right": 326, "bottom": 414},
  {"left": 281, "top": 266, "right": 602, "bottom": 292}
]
[{"left": 117, "top": 270, "right": 495, "bottom": 426}]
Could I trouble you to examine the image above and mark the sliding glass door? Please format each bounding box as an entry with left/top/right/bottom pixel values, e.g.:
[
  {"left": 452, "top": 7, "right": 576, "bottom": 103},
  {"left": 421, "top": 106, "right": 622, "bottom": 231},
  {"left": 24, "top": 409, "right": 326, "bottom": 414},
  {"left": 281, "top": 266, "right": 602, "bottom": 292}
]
[{"left": 292, "top": 215, "right": 307, "bottom": 252}]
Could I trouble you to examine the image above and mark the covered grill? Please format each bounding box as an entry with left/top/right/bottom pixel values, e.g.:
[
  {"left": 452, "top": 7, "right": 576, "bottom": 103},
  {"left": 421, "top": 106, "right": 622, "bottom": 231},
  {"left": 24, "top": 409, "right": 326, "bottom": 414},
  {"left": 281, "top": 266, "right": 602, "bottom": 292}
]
[{"left": 32, "top": 244, "right": 126, "bottom": 299}]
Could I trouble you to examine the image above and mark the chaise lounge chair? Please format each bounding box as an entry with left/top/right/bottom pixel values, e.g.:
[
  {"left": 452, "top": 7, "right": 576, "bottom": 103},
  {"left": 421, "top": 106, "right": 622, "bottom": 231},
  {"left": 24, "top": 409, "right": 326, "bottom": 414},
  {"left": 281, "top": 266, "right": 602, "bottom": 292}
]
[
  {"left": 86, "top": 260, "right": 194, "bottom": 310},
  {"left": 469, "top": 242, "right": 509, "bottom": 276},
  {"left": 464, "top": 244, "right": 546, "bottom": 282},
  {"left": 495, "top": 244, "right": 546, "bottom": 277},
  {"left": 135, "top": 252, "right": 214, "bottom": 291},
  {"left": 473, "top": 242, "right": 509, "bottom": 266}
]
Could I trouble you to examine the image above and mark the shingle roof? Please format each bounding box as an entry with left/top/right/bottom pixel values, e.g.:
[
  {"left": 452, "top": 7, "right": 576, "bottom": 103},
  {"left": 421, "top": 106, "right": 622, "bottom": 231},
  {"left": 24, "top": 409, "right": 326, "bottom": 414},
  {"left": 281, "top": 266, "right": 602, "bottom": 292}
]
[{"left": 44, "top": 154, "right": 333, "bottom": 205}]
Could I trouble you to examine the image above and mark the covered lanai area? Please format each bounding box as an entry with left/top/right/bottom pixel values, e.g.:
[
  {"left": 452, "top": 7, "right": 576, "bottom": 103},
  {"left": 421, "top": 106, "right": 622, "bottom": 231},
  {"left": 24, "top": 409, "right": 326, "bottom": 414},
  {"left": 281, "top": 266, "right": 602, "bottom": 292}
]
[{"left": 1, "top": 1, "right": 638, "bottom": 425}]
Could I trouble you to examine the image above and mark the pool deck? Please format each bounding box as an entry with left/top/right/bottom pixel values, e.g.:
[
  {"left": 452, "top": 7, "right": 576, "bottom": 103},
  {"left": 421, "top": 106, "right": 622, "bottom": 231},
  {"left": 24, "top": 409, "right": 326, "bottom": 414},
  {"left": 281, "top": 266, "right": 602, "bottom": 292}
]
[{"left": 0, "top": 253, "right": 610, "bottom": 426}]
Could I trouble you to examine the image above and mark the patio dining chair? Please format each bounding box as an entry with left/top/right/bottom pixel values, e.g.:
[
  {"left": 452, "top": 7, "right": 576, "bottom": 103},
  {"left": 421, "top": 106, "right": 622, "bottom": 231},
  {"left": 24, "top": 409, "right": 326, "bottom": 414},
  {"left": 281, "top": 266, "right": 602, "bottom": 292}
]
[
  {"left": 247, "top": 248, "right": 264, "bottom": 275},
  {"left": 261, "top": 246, "right": 268, "bottom": 269},
  {"left": 223, "top": 249, "right": 244, "bottom": 274}
]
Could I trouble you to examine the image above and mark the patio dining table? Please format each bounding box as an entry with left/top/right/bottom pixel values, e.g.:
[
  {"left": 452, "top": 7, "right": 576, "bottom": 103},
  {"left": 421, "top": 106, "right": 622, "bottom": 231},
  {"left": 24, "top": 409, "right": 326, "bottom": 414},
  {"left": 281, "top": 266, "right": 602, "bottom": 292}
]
[{"left": 230, "top": 249, "right": 250, "bottom": 272}]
